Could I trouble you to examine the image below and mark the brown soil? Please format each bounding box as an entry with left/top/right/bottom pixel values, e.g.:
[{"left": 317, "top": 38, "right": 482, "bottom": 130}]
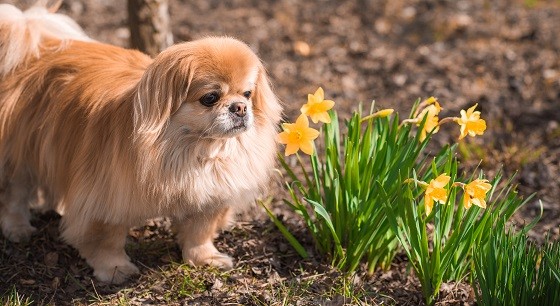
[{"left": 1, "top": 0, "right": 559, "bottom": 305}]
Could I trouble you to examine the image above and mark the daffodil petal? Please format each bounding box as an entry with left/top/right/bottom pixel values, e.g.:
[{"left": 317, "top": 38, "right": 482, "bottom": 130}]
[
  {"left": 281, "top": 122, "right": 294, "bottom": 131},
  {"left": 434, "top": 174, "right": 451, "bottom": 187},
  {"left": 303, "top": 127, "right": 320, "bottom": 139},
  {"left": 419, "top": 129, "right": 427, "bottom": 142},
  {"left": 307, "top": 94, "right": 319, "bottom": 105},
  {"left": 460, "top": 109, "right": 468, "bottom": 121},
  {"left": 284, "top": 143, "right": 299, "bottom": 156},
  {"left": 467, "top": 104, "right": 478, "bottom": 115},
  {"left": 463, "top": 195, "right": 472, "bottom": 209},
  {"left": 314, "top": 87, "right": 324, "bottom": 100},
  {"left": 425, "top": 195, "right": 433, "bottom": 216},
  {"left": 425, "top": 97, "right": 437, "bottom": 105},
  {"left": 278, "top": 131, "right": 291, "bottom": 144},
  {"left": 309, "top": 114, "right": 320, "bottom": 124},
  {"left": 471, "top": 198, "right": 486, "bottom": 209},
  {"left": 433, "top": 101, "right": 442, "bottom": 113},
  {"left": 312, "top": 112, "right": 331, "bottom": 124},
  {"left": 320, "top": 99, "right": 335, "bottom": 111},
  {"left": 301, "top": 104, "right": 310, "bottom": 115},
  {"left": 299, "top": 140, "right": 315, "bottom": 155},
  {"left": 459, "top": 124, "right": 468, "bottom": 140},
  {"left": 295, "top": 114, "right": 309, "bottom": 127}
]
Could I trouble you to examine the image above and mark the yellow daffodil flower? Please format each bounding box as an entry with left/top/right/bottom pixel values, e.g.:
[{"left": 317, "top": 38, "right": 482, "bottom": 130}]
[
  {"left": 301, "top": 87, "right": 335, "bottom": 124},
  {"left": 462, "top": 179, "right": 492, "bottom": 209},
  {"left": 417, "top": 101, "right": 442, "bottom": 142},
  {"left": 424, "top": 174, "right": 451, "bottom": 216},
  {"left": 278, "top": 114, "right": 320, "bottom": 156},
  {"left": 456, "top": 104, "right": 486, "bottom": 140}
]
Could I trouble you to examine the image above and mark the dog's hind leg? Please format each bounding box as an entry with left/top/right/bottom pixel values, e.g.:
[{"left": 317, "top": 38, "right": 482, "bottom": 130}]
[{"left": 0, "top": 176, "right": 37, "bottom": 243}]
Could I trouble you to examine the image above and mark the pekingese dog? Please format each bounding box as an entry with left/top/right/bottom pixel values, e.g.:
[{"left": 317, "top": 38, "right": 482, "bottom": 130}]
[{"left": 0, "top": 3, "right": 281, "bottom": 283}]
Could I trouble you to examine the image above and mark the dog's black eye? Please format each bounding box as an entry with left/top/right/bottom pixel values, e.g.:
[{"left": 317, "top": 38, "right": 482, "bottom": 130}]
[
  {"left": 199, "top": 92, "right": 220, "bottom": 106},
  {"left": 243, "top": 91, "right": 252, "bottom": 99}
]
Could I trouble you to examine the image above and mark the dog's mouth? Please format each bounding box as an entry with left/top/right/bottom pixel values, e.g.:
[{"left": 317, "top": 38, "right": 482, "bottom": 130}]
[
  {"left": 226, "top": 115, "right": 251, "bottom": 134},
  {"left": 227, "top": 122, "right": 248, "bottom": 134},
  {"left": 203, "top": 112, "right": 253, "bottom": 139}
]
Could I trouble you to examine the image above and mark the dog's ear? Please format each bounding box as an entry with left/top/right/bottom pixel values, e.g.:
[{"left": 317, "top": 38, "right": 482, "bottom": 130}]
[
  {"left": 253, "top": 64, "right": 282, "bottom": 126},
  {"left": 133, "top": 48, "right": 194, "bottom": 144}
]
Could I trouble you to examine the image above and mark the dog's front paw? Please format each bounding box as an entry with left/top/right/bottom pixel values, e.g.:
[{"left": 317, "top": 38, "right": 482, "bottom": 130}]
[
  {"left": 1, "top": 223, "right": 36, "bottom": 243},
  {"left": 91, "top": 258, "right": 140, "bottom": 284},
  {"left": 182, "top": 242, "right": 234, "bottom": 270}
]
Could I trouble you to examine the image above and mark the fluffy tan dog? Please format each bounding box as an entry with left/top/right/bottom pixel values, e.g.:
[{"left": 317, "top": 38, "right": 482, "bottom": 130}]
[{"left": 0, "top": 3, "right": 281, "bottom": 283}]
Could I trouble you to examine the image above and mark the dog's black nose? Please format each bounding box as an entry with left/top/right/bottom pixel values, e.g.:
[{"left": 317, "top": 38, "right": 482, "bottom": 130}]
[{"left": 229, "top": 102, "right": 246, "bottom": 117}]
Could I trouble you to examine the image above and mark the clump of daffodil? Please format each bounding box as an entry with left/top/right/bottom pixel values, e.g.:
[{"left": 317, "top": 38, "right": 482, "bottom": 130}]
[
  {"left": 455, "top": 104, "right": 486, "bottom": 139},
  {"left": 278, "top": 114, "right": 320, "bottom": 156},
  {"left": 460, "top": 179, "right": 492, "bottom": 209},
  {"left": 405, "top": 97, "right": 487, "bottom": 142},
  {"left": 423, "top": 174, "right": 451, "bottom": 216},
  {"left": 301, "top": 87, "right": 336, "bottom": 124}
]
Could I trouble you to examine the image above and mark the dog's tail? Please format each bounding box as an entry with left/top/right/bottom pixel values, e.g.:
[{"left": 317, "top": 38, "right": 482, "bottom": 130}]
[{"left": 0, "top": 1, "right": 92, "bottom": 76}]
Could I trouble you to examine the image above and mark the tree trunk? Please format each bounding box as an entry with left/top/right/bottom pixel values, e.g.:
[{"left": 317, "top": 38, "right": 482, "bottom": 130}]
[{"left": 127, "top": 0, "right": 173, "bottom": 57}]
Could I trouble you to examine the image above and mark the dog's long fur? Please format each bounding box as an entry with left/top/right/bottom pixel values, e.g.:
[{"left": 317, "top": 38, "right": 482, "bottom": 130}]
[{"left": 0, "top": 3, "right": 281, "bottom": 283}]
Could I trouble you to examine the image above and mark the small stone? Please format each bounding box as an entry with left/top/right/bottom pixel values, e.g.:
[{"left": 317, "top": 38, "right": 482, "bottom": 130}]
[
  {"left": 211, "top": 279, "right": 223, "bottom": 290},
  {"left": 374, "top": 19, "right": 391, "bottom": 35},
  {"left": 293, "top": 41, "right": 311, "bottom": 57},
  {"left": 393, "top": 74, "right": 407, "bottom": 87},
  {"left": 51, "top": 277, "right": 60, "bottom": 290},
  {"left": 401, "top": 7, "right": 416, "bottom": 20},
  {"left": 20, "top": 279, "right": 35, "bottom": 285},
  {"left": 44, "top": 252, "right": 59, "bottom": 267}
]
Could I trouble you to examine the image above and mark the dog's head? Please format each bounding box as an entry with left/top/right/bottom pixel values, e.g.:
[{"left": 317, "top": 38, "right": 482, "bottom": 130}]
[{"left": 133, "top": 37, "right": 281, "bottom": 143}]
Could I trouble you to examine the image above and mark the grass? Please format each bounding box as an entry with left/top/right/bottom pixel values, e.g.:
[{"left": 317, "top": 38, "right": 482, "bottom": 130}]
[
  {"left": 1, "top": 287, "right": 33, "bottom": 306},
  {"left": 94, "top": 262, "right": 384, "bottom": 305},
  {"left": 473, "top": 227, "right": 560, "bottom": 305}
]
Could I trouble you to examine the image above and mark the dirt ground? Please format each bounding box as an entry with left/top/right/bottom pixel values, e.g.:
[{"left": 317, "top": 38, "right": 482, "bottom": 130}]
[{"left": 1, "top": 0, "right": 560, "bottom": 305}]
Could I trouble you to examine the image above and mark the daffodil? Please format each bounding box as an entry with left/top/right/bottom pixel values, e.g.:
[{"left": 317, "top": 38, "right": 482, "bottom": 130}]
[
  {"left": 424, "top": 174, "right": 451, "bottom": 216},
  {"left": 278, "top": 114, "right": 320, "bottom": 156},
  {"left": 456, "top": 104, "right": 486, "bottom": 140},
  {"left": 301, "top": 87, "right": 335, "bottom": 124},
  {"left": 416, "top": 101, "right": 442, "bottom": 142},
  {"left": 462, "top": 179, "right": 492, "bottom": 209}
]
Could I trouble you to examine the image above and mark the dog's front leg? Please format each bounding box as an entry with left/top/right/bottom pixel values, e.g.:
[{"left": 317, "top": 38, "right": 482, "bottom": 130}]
[{"left": 175, "top": 207, "right": 233, "bottom": 270}]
